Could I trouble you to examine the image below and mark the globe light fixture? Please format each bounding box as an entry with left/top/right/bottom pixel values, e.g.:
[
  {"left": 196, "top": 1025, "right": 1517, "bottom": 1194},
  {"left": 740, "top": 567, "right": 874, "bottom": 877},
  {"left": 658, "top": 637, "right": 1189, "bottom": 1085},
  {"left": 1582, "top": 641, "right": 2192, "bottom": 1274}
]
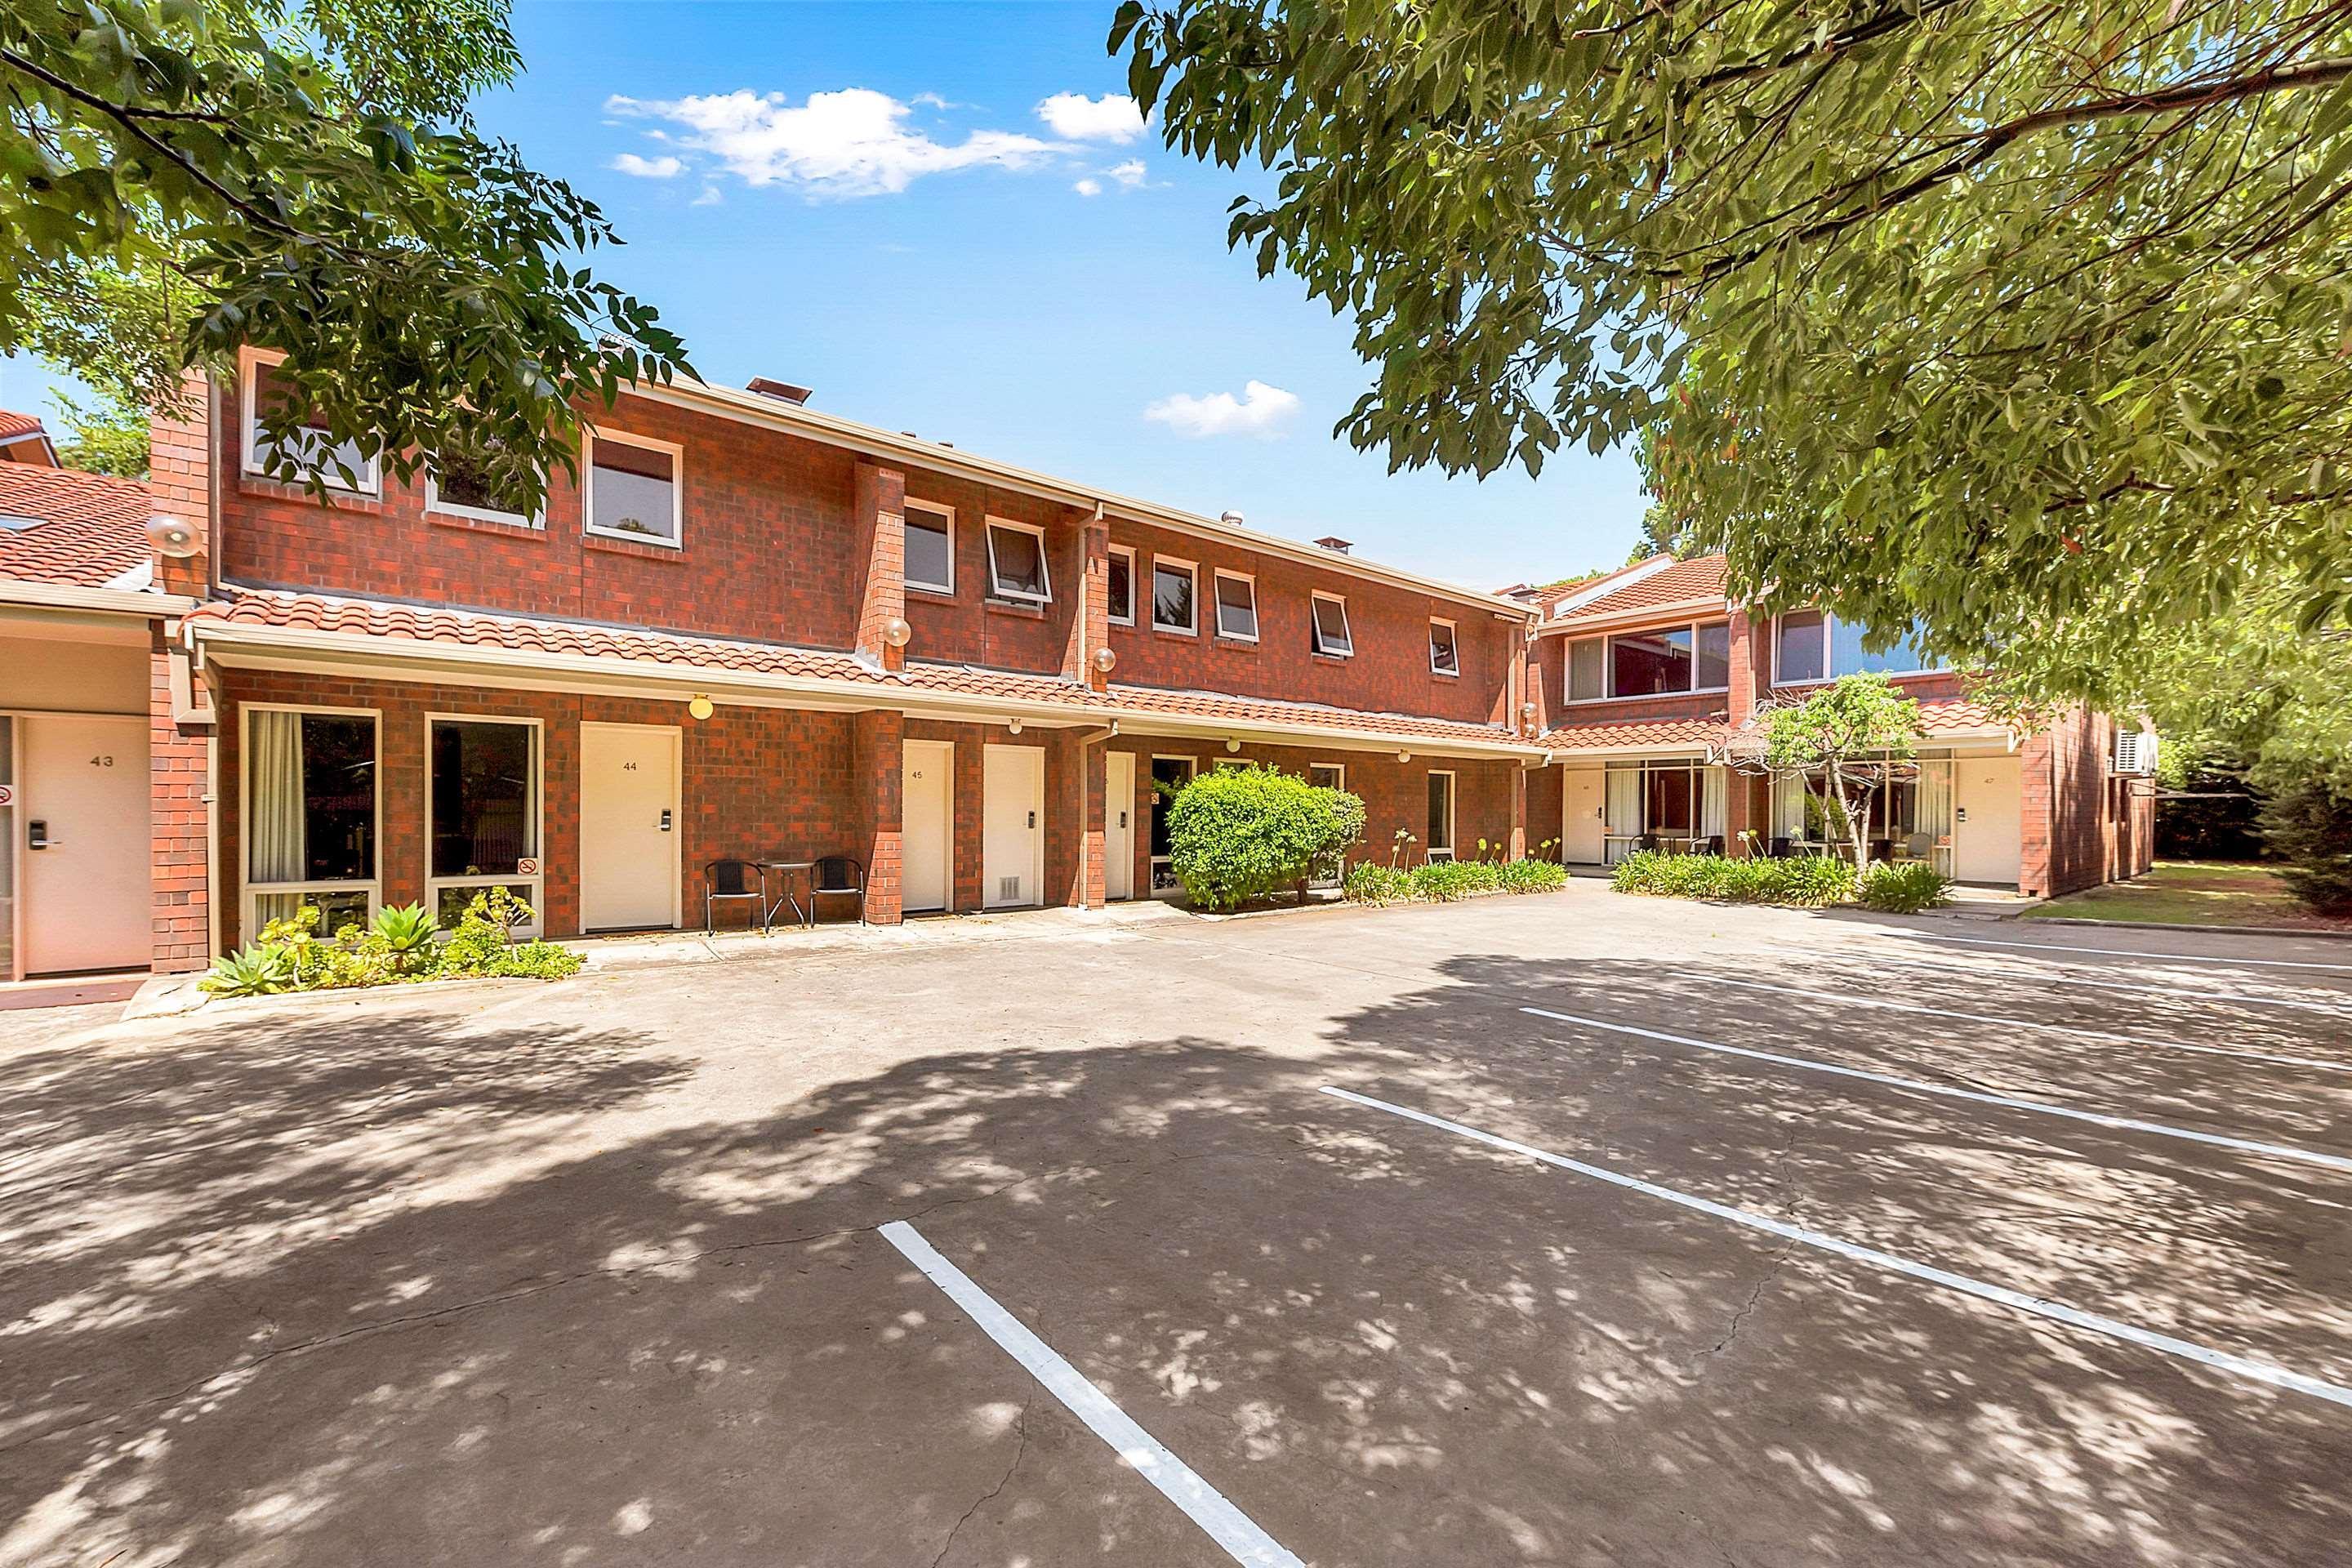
[
  {"left": 1092, "top": 646, "right": 1116, "bottom": 674},
  {"left": 883, "top": 616, "right": 912, "bottom": 648},
  {"left": 146, "top": 514, "right": 201, "bottom": 559},
  {"left": 688, "top": 693, "right": 715, "bottom": 720}
]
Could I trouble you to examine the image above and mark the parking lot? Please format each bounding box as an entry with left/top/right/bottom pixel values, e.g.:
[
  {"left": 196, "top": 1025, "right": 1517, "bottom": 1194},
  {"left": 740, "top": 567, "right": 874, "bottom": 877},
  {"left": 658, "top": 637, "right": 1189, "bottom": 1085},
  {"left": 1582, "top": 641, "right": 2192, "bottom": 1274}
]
[{"left": 5, "top": 883, "right": 2351, "bottom": 1566}]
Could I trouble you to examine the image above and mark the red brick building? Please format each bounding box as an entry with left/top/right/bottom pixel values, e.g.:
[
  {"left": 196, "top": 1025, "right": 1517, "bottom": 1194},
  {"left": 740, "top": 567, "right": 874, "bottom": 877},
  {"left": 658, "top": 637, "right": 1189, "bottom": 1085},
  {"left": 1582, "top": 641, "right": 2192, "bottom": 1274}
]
[
  {"left": 0, "top": 382, "right": 2150, "bottom": 995},
  {"left": 1512, "top": 555, "right": 2157, "bottom": 896}
]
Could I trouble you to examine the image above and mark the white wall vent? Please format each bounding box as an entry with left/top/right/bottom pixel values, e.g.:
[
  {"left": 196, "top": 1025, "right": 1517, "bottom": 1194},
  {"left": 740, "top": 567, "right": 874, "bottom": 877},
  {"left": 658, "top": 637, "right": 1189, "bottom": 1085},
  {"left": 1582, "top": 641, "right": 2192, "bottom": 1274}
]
[{"left": 2113, "top": 729, "right": 2158, "bottom": 776}]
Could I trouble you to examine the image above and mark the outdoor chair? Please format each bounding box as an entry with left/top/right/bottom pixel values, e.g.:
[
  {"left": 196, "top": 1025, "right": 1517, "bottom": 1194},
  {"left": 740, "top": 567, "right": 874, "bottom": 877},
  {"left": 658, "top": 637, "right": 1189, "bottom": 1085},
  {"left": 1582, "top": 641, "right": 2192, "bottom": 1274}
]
[
  {"left": 1906, "top": 832, "right": 1935, "bottom": 862},
  {"left": 704, "top": 858, "right": 774, "bottom": 935},
  {"left": 1766, "top": 836, "right": 1794, "bottom": 858},
  {"left": 809, "top": 855, "right": 867, "bottom": 925},
  {"left": 1637, "top": 832, "right": 1661, "bottom": 853},
  {"left": 1700, "top": 835, "right": 1725, "bottom": 857}
]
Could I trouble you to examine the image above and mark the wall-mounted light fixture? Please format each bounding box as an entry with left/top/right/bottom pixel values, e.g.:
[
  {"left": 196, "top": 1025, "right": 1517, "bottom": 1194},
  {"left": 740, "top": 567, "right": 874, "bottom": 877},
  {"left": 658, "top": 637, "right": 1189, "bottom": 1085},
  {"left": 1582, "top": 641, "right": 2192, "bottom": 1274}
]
[
  {"left": 1396, "top": 750, "right": 1412, "bottom": 764},
  {"left": 1226, "top": 737, "right": 1241, "bottom": 754},
  {"left": 883, "top": 616, "right": 912, "bottom": 648},
  {"left": 1093, "top": 646, "right": 1116, "bottom": 674},
  {"left": 688, "top": 693, "right": 715, "bottom": 721},
  {"left": 146, "top": 514, "right": 201, "bottom": 558},
  {"left": 1008, "top": 718, "right": 1024, "bottom": 735}
]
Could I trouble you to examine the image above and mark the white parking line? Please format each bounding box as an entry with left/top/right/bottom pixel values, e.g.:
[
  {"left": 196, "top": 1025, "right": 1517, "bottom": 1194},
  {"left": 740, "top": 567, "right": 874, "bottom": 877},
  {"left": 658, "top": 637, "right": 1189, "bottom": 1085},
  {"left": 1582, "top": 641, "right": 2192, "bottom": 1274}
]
[
  {"left": 1913, "top": 933, "right": 2352, "bottom": 974},
  {"left": 1796, "top": 948, "right": 2351, "bottom": 1015},
  {"left": 880, "top": 1221, "right": 1304, "bottom": 1568},
  {"left": 1519, "top": 1006, "right": 2352, "bottom": 1175},
  {"left": 1321, "top": 1086, "right": 2352, "bottom": 1411},
  {"left": 1677, "top": 972, "right": 2352, "bottom": 1073}
]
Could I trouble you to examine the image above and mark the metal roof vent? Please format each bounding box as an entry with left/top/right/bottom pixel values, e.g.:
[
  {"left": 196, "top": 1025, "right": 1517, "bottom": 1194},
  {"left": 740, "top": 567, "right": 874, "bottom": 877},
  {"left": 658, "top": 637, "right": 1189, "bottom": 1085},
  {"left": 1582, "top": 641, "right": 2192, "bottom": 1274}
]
[
  {"left": 746, "top": 376, "right": 814, "bottom": 406},
  {"left": 1314, "top": 535, "right": 1353, "bottom": 553}
]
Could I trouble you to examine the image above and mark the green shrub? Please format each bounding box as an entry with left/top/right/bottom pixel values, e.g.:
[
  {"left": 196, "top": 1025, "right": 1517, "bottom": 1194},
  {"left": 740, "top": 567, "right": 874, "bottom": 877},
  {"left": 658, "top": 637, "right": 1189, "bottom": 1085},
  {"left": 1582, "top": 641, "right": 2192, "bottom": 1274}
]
[
  {"left": 1168, "top": 765, "right": 1365, "bottom": 911},
  {"left": 1856, "top": 861, "right": 1951, "bottom": 912},
  {"left": 198, "top": 886, "right": 581, "bottom": 1000},
  {"left": 1343, "top": 854, "right": 1566, "bottom": 905},
  {"left": 2261, "top": 776, "right": 2352, "bottom": 915},
  {"left": 1612, "top": 850, "right": 1855, "bottom": 906},
  {"left": 1343, "top": 861, "right": 1413, "bottom": 905}
]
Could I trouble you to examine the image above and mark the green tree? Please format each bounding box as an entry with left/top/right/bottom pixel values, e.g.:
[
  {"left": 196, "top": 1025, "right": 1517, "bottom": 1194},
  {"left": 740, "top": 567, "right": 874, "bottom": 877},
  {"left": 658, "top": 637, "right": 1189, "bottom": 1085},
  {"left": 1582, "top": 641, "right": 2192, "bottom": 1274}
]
[
  {"left": 1747, "top": 674, "right": 1923, "bottom": 869},
  {"left": 1112, "top": 2, "right": 2352, "bottom": 706},
  {"left": 51, "top": 391, "right": 149, "bottom": 477},
  {"left": 3, "top": 0, "right": 686, "bottom": 506}
]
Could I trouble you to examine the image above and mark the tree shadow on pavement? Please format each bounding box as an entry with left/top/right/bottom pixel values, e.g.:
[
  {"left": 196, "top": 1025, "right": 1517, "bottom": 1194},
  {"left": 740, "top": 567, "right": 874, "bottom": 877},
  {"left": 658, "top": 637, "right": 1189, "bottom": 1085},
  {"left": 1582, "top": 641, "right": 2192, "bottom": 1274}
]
[{"left": 2, "top": 953, "right": 2348, "bottom": 1566}]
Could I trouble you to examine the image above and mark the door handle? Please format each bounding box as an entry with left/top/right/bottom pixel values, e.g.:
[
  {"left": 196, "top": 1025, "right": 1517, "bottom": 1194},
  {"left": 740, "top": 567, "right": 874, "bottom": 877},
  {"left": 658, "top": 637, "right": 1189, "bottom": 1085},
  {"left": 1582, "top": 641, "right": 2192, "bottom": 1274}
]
[
  {"left": 1118, "top": 811, "right": 1128, "bottom": 828},
  {"left": 659, "top": 808, "right": 673, "bottom": 831},
  {"left": 27, "top": 819, "right": 54, "bottom": 849}
]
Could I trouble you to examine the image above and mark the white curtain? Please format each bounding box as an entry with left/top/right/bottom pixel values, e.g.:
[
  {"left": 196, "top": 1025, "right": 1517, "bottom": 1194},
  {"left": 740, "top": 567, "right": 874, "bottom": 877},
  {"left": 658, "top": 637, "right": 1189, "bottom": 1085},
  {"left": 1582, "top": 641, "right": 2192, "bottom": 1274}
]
[
  {"left": 1914, "top": 757, "right": 1956, "bottom": 856},
  {"left": 1772, "top": 774, "right": 1810, "bottom": 840},
  {"left": 1606, "top": 767, "right": 1641, "bottom": 835},
  {"left": 1701, "top": 767, "right": 1726, "bottom": 840},
  {"left": 248, "top": 710, "right": 306, "bottom": 884}
]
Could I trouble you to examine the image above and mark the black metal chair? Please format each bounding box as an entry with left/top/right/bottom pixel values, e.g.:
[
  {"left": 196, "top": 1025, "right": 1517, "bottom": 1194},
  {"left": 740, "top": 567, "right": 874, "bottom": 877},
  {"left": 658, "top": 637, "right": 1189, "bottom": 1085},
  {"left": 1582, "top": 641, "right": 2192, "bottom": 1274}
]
[
  {"left": 809, "top": 855, "right": 866, "bottom": 925},
  {"left": 1701, "top": 835, "right": 1725, "bottom": 857},
  {"left": 704, "top": 858, "right": 773, "bottom": 935},
  {"left": 1766, "top": 836, "right": 1794, "bottom": 859},
  {"left": 1637, "top": 832, "right": 1661, "bottom": 853}
]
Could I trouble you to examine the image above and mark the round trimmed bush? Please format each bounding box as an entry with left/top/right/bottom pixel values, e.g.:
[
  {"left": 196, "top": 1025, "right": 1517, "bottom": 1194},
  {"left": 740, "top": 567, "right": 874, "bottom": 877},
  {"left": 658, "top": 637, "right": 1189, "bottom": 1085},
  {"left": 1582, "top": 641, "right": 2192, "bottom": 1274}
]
[{"left": 1166, "top": 764, "right": 1365, "bottom": 911}]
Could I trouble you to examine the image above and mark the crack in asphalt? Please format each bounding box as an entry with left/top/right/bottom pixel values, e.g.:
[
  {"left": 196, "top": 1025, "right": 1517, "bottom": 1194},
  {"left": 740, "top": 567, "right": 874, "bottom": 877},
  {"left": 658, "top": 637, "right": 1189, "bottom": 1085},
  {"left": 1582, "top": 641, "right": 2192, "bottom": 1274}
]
[{"left": 931, "top": 1352, "right": 1037, "bottom": 1568}]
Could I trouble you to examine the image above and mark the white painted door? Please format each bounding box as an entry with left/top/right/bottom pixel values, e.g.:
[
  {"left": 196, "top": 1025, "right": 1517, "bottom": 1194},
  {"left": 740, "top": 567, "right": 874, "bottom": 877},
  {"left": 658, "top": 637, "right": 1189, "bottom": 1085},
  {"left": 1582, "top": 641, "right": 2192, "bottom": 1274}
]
[
  {"left": 21, "top": 714, "right": 149, "bottom": 974},
  {"left": 1105, "top": 751, "right": 1135, "bottom": 901},
  {"left": 1561, "top": 769, "right": 1606, "bottom": 863},
  {"left": 581, "top": 723, "right": 679, "bottom": 929},
  {"left": 982, "top": 743, "right": 1044, "bottom": 909},
  {"left": 1954, "top": 755, "right": 2024, "bottom": 886},
  {"left": 902, "top": 738, "right": 954, "bottom": 913}
]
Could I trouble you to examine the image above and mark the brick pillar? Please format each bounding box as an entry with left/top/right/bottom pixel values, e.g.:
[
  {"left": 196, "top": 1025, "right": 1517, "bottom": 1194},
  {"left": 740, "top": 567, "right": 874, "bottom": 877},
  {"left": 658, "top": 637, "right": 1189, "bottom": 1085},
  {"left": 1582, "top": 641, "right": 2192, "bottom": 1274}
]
[
  {"left": 853, "top": 462, "right": 908, "bottom": 671},
  {"left": 853, "top": 708, "right": 904, "bottom": 924},
  {"left": 149, "top": 625, "right": 213, "bottom": 972},
  {"left": 2018, "top": 731, "right": 2055, "bottom": 898},
  {"left": 1067, "top": 514, "right": 1111, "bottom": 689},
  {"left": 1508, "top": 764, "right": 1529, "bottom": 859},
  {"left": 148, "top": 369, "right": 215, "bottom": 598},
  {"left": 1044, "top": 729, "right": 1106, "bottom": 907}
]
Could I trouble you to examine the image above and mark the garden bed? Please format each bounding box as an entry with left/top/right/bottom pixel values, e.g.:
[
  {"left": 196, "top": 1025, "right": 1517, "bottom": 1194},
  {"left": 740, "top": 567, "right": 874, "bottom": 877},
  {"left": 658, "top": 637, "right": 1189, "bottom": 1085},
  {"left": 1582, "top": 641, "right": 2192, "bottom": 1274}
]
[{"left": 1610, "top": 849, "right": 1949, "bottom": 912}]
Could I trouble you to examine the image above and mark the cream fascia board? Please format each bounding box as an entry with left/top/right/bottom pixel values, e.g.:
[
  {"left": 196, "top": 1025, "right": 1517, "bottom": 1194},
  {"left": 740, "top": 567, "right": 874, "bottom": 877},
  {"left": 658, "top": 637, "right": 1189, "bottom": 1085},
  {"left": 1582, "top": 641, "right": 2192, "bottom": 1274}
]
[
  {"left": 1539, "top": 595, "right": 1736, "bottom": 638},
  {"left": 0, "top": 580, "right": 194, "bottom": 617},
  {"left": 191, "top": 617, "right": 1548, "bottom": 760},
  {"left": 625, "top": 378, "right": 1530, "bottom": 618}
]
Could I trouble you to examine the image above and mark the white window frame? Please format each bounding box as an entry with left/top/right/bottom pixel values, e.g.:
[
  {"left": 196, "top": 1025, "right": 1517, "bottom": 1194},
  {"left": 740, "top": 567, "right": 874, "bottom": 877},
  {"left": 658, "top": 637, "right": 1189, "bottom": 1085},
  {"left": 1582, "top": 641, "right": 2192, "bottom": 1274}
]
[
  {"left": 1772, "top": 610, "right": 1943, "bottom": 685},
  {"left": 424, "top": 713, "right": 546, "bottom": 939},
  {"left": 1428, "top": 617, "right": 1459, "bottom": 677},
  {"left": 1107, "top": 545, "right": 1137, "bottom": 626},
  {"left": 1425, "top": 769, "right": 1457, "bottom": 862},
  {"left": 1310, "top": 591, "right": 1354, "bottom": 658},
  {"left": 1211, "top": 568, "right": 1259, "bottom": 643},
  {"left": 582, "top": 427, "right": 685, "bottom": 550},
  {"left": 903, "top": 501, "right": 956, "bottom": 595},
  {"left": 1152, "top": 555, "right": 1198, "bottom": 636},
  {"left": 983, "top": 515, "right": 1054, "bottom": 604},
  {"left": 240, "top": 703, "right": 382, "bottom": 939},
  {"left": 1147, "top": 753, "right": 1198, "bottom": 893},
  {"left": 240, "top": 351, "right": 380, "bottom": 496},
  {"left": 424, "top": 464, "right": 543, "bottom": 530},
  {"left": 1563, "top": 619, "right": 1733, "bottom": 702}
]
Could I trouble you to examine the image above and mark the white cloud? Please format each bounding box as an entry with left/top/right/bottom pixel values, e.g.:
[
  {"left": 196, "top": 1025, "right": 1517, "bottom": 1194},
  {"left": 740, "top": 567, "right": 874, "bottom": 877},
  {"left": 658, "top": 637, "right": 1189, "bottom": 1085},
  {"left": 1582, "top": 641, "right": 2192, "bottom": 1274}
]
[
  {"left": 1073, "top": 176, "right": 1103, "bottom": 197},
  {"left": 610, "top": 153, "right": 684, "bottom": 179},
  {"left": 1143, "top": 380, "right": 1301, "bottom": 439},
  {"left": 605, "top": 89, "right": 1063, "bottom": 198},
  {"left": 1036, "top": 91, "right": 1147, "bottom": 143},
  {"left": 1107, "top": 158, "right": 1147, "bottom": 188},
  {"left": 692, "top": 185, "right": 723, "bottom": 207}
]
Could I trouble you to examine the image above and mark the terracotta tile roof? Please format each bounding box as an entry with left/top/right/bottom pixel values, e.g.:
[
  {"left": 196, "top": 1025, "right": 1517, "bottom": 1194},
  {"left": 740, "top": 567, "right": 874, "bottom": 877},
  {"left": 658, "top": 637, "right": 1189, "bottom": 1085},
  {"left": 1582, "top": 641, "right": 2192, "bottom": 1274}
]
[
  {"left": 188, "top": 590, "right": 1533, "bottom": 750},
  {"left": 0, "top": 410, "right": 46, "bottom": 440},
  {"left": 1555, "top": 555, "right": 1731, "bottom": 624},
  {"left": 1917, "top": 697, "right": 2011, "bottom": 735},
  {"left": 1541, "top": 716, "right": 1726, "bottom": 752},
  {"left": 0, "top": 464, "right": 152, "bottom": 586}
]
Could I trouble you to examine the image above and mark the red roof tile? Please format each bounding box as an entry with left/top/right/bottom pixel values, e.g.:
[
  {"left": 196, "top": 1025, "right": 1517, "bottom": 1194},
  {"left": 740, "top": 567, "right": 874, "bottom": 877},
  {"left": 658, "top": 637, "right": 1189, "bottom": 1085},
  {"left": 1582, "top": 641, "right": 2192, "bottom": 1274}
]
[
  {"left": 0, "top": 465, "right": 152, "bottom": 586},
  {"left": 1555, "top": 555, "right": 1731, "bottom": 624},
  {"left": 0, "top": 410, "right": 46, "bottom": 441},
  {"left": 188, "top": 590, "right": 1533, "bottom": 750},
  {"left": 1541, "top": 716, "right": 1725, "bottom": 752}
]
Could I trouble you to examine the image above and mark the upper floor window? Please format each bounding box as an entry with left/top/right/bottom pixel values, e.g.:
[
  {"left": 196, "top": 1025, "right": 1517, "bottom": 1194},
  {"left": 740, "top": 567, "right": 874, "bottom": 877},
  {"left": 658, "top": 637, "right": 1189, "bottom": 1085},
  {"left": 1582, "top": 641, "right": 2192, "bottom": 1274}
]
[
  {"left": 243, "top": 358, "right": 379, "bottom": 495},
  {"left": 1310, "top": 592, "right": 1353, "bottom": 657},
  {"left": 1776, "top": 610, "right": 1940, "bottom": 684},
  {"left": 1152, "top": 557, "right": 1196, "bottom": 634},
  {"left": 1107, "top": 546, "right": 1135, "bottom": 626},
  {"left": 586, "top": 430, "right": 682, "bottom": 547},
  {"left": 986, "top": 519, "right": 1052, "bottom": 604},
  {"left": 1214, "top": 571, "right": 1258, "bottom": 642},
  {"left": 905, "top": 503, "right": 954, "bottom": 595},
  {"left": 1567, "top": 618, "right": 1731, "bottom": 699},
  {"left": 425, "top": 423, "right": 541, "bottom": 528},
  {"left": 1428, "top": 618, "right": 1459, "bottom": 676}
]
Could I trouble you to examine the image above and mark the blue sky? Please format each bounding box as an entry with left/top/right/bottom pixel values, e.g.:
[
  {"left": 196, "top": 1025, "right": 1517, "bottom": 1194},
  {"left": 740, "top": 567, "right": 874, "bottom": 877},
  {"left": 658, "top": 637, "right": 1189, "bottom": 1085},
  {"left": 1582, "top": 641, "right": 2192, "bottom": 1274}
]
[{"left": 0, "top": 1, "right": 1648, "bottom": 590}]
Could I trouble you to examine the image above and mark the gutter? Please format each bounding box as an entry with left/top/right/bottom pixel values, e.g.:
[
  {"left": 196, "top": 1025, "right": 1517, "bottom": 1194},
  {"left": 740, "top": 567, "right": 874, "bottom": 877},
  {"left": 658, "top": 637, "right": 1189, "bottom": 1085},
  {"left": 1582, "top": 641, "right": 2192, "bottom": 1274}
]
[
  {"left": 1537, "top": 595, "right": 1736, "bottom": 637},
  {"left": 0, "top": 580, "right": 198, "bottom": 617},
  {"left": 625, "top": 379, "right": 1526, "bottom": 618},
  {"left": 191, "top": 617, "right": 1551, "bottom": 762}
]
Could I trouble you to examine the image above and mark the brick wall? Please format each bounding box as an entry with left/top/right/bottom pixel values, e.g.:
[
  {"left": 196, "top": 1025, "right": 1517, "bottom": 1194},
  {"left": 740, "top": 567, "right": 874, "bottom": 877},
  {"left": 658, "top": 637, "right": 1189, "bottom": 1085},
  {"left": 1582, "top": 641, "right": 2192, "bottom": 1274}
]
[{"left": 148, "top": 627, "right": 212, "bottom": 971}]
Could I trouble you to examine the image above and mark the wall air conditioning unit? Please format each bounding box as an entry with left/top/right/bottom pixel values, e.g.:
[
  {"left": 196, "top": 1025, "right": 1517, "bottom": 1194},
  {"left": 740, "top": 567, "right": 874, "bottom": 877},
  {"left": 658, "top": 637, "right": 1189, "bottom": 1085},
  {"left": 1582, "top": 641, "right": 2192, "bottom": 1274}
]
[{"left": 2113, "top": 729, "right": 2158, "bottom": 776}]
